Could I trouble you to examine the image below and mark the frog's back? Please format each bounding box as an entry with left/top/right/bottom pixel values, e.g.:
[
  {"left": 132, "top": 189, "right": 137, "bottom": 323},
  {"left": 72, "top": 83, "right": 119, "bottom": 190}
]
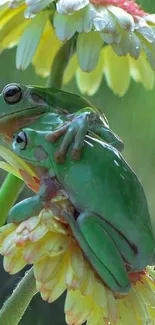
[
  {"left": 54, "top": 135, "right": 154, "bottom": 266},
  {"left": 32, "top": 86, "right": 96, "bottom": 113}
]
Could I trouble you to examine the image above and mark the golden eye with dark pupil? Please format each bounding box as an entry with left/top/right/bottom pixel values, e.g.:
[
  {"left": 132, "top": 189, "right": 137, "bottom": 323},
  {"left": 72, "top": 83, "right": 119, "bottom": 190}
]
[
  {"left": 15, "top": 131, "right": 27, "bottom": 150},
  {"left": 3, "top": 85, "right": 22, "bottom": 104}
]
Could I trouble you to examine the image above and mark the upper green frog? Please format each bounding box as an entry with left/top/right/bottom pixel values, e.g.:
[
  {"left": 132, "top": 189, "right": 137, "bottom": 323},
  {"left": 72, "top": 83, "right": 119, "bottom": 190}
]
[
  {"left": 0, "top": 83, "right": 123, "bottom": 161},
  {"left": 9, "top": 113, "right": 155, "bottom": 296}
]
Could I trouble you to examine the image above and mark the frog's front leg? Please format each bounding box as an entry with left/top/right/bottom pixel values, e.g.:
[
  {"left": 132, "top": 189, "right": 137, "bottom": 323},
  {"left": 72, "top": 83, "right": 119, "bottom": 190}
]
[
  {"left": 63, "top": 211, "right": 130, "bottom": 295},
  {"left": 46, "top": 110, "right": 90, "bottom": 162},
  {"left": 45, "top": 107, "right": 124, "bottom": 162},
  {"left": 8, "top": 178, "right": 59, "bottom": 223}
]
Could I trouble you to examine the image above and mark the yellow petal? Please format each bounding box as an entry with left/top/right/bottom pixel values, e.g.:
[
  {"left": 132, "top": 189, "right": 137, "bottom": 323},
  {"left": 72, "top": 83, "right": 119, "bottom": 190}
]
[
  {"left": 65, "top": 252, "right": 83, "bottom": 290},
  {"left": 128, "top": 288, "right": 150, "bottom": 325},
  {"left": 16, "top": 216, "right": 40, "bottom": 235},
  {"left": 1, "top": 231, "right": 17, "bottom": 255},
  {"left": 104, "top": 46, "right": 130, "bottom": 96},
  {"left": 106, "top": 288, "right": 118, "bottom": 323},
  {"left": 76, "top": 50, "right": 104, "bottom": 96},
  {"left": 135, "top": 276, "right": 155, "bottom": 307},
  {"left": 0, "top": 4, "right": 26, "bottom": 51},
  {"left": 117, "top": 296, "right": 138, "bottom": 325},
  {"left": 40, "top": 209, "right": 68, "bottom": 235},
  {"left": 80, "top": 267, "right": 95, "bottom": 297},
  {"left": 0, "top": 145, "right": 37, "bottom": 177},
  {"left": 33, "top": 21, "right": 62, "bottom": 77},
  {"left": 34, "top": 255, "right": 63, "bottom": 283},
  {"left": 37, "top": 257, "right": 66, "bottom": 302},
  {"left": 129, "top": 52, "right": 155, "bottom": 90},
  {"left": 65, "top": 290, "right": 93, "bottom": 325},
  {"left": 0, "top": 223, "right": 16, "bottom": 251},
  {"left": 3, "top": 248, "right": 26, "bottom": 274},
  {"left": 63, "top": 54, "right": 78, "bottom": 85},
  {"left": 23, "top": 232, "right": 70, "bottom": 264},
  {"left": 71, "top": 245, "right": 86, "bottom": 279},
  {"left": 47, "top": 273, "right": 66, "bottom": 303},
  {"left": 93, "top": 278, "right": 108, "bottom": 310},
  {"left": 87, "top": 304, "right": 105, "bottom": 325},
  {"left": 0, "top": 161, "right": 22, "bottom": 178}
]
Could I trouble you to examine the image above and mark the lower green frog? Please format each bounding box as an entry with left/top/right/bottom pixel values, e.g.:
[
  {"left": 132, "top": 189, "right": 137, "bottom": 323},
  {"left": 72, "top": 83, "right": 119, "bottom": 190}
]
[{"left": 8, "top": 113, "right": 155, "bottom": 296}]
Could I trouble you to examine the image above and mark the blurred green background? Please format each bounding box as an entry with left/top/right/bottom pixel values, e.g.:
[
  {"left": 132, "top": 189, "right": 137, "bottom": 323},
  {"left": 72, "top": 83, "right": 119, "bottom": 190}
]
[{"left": 0, "top": 0, "right": 155, "bottom": 324}]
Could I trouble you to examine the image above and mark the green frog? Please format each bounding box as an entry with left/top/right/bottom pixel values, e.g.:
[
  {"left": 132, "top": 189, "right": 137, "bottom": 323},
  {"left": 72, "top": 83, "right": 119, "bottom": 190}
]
[{"left": 8, "top": 113, "right": 155, "bottom": 296}]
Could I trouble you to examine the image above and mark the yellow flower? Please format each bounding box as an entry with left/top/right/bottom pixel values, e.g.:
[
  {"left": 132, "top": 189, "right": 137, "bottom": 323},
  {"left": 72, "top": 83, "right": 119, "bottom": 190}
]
[
  {"left": 0, "top": 0, "right": 155, "bottom": 96},
  {"left": 0, "top": 144, "right": 40, "bottom": 191},
  {"left": 0, "top": 207, "right": 155, "bottom": 325}
]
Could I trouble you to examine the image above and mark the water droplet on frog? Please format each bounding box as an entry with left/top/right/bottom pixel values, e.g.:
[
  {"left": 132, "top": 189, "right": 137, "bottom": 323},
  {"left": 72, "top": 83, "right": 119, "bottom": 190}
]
[{"left": 114, "top": 160, "right": 119, "bottom": 167}]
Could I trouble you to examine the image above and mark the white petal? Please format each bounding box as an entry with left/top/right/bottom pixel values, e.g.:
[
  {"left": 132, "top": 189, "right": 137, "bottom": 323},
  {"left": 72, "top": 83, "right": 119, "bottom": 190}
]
[
  {"left": 145, "top": 14, "right": 155, "bottom": 24},
  {"left": 108, "top": 5, "right": 134, "bottom": 31},
  {"left": 100, "top": 32, "right": 116, "bottom": 44},
  {"left": 89, "top": 5, "right": 116, "bottom": 33},
  {"left": 136, "top": 25, "right": 155, "bottom": 43},
  {"left": 56, "top": 0, "right": 89, "bottom": 15},
  {"left": 143, "top": 44, "right": 155, "bottom": 70},
  {"left": 77, "top": 31, "right": 103, "bottom": 72},
  {"left": 75, "top": 7, "right": 93, "bottom": 33},
  {"left": 26, "top": 0, "right": 53, "bottom": 14},
  {"left": 16, "top": 10, "right": 47, "bottom": 70},
  {"left": 53, "top": 11, "right": 76, "bottom": 41},
  {"left": 112, "top": 30, "right": 141, "bottom": 59}
]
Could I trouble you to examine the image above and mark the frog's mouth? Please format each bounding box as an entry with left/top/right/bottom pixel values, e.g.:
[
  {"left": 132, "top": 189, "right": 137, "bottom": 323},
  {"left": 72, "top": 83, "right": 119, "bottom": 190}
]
[
  {"left": 0, "top": 108, "right": 45, "bottom": 138},
  {"left": 0, "top": 106, "right": 46, "bottom": 120}
]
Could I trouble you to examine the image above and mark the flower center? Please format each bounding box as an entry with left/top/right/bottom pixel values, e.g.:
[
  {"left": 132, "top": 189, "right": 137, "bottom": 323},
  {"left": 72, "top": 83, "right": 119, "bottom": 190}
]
[{"left": 89, "top": 0, "right": 146, "bottom": 17}]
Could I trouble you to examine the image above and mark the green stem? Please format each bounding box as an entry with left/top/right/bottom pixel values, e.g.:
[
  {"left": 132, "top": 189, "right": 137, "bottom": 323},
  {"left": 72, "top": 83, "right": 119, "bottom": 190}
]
[
  {"left": 0, "top": 268, "right": 37, "bottom": 325},
  {"left": 47, "top": 38, "right": 76, "bottom": 88},
  {"left": 0, "top": 174, "right": 24, "bottom": 226}
]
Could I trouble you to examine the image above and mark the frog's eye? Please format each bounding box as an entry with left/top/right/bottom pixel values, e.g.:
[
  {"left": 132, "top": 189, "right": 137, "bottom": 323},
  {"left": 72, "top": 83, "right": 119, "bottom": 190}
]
[
  {"left": 15, "top": 131, "right": 27, "bottom": 150},
  {"left": 3, "top": 84, "right": 22, "bottom": 104}
]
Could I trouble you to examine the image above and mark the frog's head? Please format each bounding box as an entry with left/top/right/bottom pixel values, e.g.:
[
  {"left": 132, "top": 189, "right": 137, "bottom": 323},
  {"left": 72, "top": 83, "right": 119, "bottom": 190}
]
[
  {"left": 0, "top": 83, "right": 49, "bottom": 139},
  {"left": 12, "top": 128, "right": 53, "bottom": 171}
]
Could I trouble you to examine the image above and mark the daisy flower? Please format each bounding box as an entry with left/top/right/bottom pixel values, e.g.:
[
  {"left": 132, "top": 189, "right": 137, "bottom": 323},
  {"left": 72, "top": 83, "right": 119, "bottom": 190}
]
[{"left": 0, "top": 0, "right": 155, "bottom": 96}]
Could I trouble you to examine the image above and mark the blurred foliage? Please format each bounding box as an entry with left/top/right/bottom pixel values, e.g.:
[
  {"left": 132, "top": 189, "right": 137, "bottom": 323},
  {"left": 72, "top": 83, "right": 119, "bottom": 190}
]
[{"left": 0, "top": 0, "right": 155, "bottom": 322}]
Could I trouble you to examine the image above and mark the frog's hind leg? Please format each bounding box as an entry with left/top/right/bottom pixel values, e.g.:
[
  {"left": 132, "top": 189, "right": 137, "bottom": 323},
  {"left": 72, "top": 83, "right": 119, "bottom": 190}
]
[{"left": 63, "top": 211, "right": 131, "bottom": 295}]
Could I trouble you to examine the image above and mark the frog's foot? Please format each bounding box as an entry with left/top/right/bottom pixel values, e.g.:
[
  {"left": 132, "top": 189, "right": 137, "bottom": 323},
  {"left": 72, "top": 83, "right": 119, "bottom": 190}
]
[
  {"left": 46, "top": 112, "right": 89, "bottom": 163},
  {"left": 8, "top": 195, "right": 43, "bottom": 223},
  {"left": 63, "top": 210, "right": 131, "bottom": 295},
  {"left": 8, "top": 180, "right": 60, "bottom": 223}
]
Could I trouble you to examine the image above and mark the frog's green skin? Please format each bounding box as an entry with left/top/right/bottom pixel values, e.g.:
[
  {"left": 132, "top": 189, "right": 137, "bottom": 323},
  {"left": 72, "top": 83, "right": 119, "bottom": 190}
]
[
  {"left": 9, "top": 113, "right": 155, "bottom": 295},
  {"left": 0, "top": 83, "right": 123, "bottom": 161}
]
